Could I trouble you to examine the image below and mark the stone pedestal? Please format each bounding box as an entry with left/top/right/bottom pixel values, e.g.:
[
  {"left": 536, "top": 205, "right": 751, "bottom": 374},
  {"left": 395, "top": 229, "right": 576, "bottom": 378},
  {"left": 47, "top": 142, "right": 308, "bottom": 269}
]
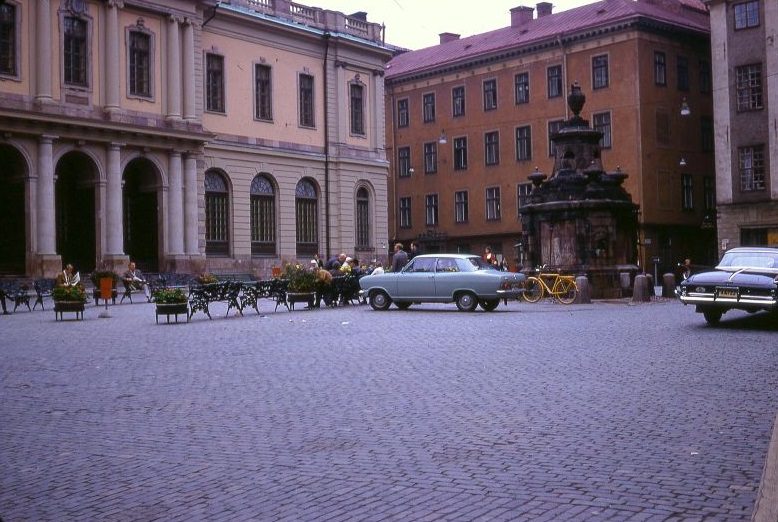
[{"left": 38, "top": 254, "right": 63, "bottom": 278}]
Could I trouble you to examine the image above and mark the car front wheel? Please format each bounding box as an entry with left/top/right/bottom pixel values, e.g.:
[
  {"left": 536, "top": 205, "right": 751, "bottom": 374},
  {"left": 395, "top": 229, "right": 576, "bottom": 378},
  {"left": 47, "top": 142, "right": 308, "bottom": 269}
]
[
  {"left": 702, "top": 307, "right": 722, "bottom": 325},
  {"left": 370, "top": 290, "right": 392, "bottom": 311},
  {"left": 456, "top": 292, "right": 478, "bottom": 312}
]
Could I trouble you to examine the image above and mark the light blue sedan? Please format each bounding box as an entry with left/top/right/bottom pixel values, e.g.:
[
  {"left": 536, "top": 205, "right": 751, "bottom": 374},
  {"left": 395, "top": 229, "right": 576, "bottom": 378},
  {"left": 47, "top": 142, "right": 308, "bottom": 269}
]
[{"left": 359, "top": 254, "right": 526, "bottom": 312}]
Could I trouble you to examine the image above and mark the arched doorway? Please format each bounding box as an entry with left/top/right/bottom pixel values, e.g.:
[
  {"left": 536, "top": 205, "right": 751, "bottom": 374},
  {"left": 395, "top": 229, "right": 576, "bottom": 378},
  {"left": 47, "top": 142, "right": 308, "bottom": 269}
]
[
  {"left": 55, "top": 151, "right": 97, "bottom": 273},
  {"left": 123, "top": 158, "right": 160, "bottom": 271},
  {"left": 0, "top": 145, "right": 27, "bottom": 274}
]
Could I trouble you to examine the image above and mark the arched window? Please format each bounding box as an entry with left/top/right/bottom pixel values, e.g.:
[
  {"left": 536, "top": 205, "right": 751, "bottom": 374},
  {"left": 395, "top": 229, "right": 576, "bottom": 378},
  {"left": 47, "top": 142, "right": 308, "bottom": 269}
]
[
  {"left": 250, "top": 174, "right": 275, "bottom": 255},
  {"left": 355, "top": 187, "right": 370, "bottom": 249},
  {"left": 204, "top": 170, "right": 229, "bottom": 255},
  {"left": 295, "top": 179, "right": 318, "bottom": 256}
]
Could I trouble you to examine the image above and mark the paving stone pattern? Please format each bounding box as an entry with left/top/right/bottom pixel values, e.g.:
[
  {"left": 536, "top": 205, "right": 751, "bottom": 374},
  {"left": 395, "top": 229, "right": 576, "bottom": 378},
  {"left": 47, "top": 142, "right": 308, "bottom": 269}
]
[{"left": 1, "top": 299, "right": 777, "bottom": 521}]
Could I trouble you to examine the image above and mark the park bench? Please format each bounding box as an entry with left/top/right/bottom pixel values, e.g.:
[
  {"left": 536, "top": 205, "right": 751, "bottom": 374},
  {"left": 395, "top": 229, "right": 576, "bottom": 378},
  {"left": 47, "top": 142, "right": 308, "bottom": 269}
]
[
  {"left": 188, "top": 281, "right": 245, "bottom": 319},
  {"left": 0, "top": 278, "right": 32, "bottom": 314},
  {"left": 33, "top": 278, "right": 56, "bottom": 310}
]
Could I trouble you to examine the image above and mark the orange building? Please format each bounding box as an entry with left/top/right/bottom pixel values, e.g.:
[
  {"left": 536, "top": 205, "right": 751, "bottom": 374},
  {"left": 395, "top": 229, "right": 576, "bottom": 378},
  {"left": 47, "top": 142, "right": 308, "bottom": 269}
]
[{"left": 385, "top": 0, "right": 715, "bottom": 275}]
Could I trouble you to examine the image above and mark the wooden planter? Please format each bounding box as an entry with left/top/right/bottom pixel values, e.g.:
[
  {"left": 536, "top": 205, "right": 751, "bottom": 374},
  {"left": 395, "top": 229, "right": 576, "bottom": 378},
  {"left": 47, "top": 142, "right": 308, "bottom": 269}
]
[
  {"left": 54, "top": 300, "right": 86, "bottom": 321},
  {"left": 155, "top": 302, "right": 189, "bottom": 324},
  {"left": 286, "top": 291, "right": 315, "bottom": 310},
  {"left": 92, "top": 288, "right": 118, "bottom": 305}
]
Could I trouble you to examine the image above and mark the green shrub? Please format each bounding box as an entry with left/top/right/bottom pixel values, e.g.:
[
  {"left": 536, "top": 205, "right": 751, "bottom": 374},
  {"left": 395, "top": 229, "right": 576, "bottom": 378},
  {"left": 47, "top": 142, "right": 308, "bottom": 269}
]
[
  {"left": 152, "top": 288, "right": 188, "bottom": 304},
  {"left": 283, "top": 263, "right": 317, "bottom": 293},
  {"left": 52, "top": 285, "right": 87, "bottom": 302}
]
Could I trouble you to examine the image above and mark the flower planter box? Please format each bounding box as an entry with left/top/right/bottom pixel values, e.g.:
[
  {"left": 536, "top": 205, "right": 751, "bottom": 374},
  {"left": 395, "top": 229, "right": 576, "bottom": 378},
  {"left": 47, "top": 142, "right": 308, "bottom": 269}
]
[
  {"left": 155, "top": 302, "right": 189, "bottom": 324},
  {"left": 54, "top": 300, "right": 85, "bottom": 321},
  {"left": 286, "top": 291, "right": 315, "bottom": 310}
]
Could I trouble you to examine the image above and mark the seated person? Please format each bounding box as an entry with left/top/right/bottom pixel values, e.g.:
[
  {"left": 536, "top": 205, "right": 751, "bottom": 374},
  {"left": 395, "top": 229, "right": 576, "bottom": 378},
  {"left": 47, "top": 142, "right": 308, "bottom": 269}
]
[
  {"left": 56, "top": 264, "right": 81, "bottom": 287},
  {"left": 123, "top": 261, "right": 151, "bottom": 300}
]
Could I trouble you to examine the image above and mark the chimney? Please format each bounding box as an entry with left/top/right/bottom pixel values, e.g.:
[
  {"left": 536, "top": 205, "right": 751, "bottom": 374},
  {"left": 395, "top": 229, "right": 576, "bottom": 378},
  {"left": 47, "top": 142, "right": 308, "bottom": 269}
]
[
  {"left": 439, "top": 32, "right": 461, "bottom": 44},
  {"left": 510, "top": 6, "right": 535, "bottom": 27},
  {"left": 536, "top": 2, "right": 553, "bottom": 17}
]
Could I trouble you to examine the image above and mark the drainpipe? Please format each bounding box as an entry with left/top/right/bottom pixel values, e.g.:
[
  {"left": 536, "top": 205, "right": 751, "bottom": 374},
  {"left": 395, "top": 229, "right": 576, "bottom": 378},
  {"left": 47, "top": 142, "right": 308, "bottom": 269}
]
[
  {"left": 202, "top": 2, "right": 219, "bottom": 27},
  {"left": 557, "top": 33, "right": 568, "bottom": 120},
  {"left": 323, "top": 32, "right": 331, "bottom": 258}
]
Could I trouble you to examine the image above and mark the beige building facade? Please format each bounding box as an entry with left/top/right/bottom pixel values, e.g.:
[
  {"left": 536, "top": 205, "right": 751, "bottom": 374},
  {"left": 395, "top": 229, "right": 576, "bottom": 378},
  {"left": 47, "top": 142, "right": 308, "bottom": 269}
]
[
  {"left": 0, "top": 0, "right": 391, "bottom": 277},
  {"left": 706, "top": 0, "right": 778, "bottom": 250}
]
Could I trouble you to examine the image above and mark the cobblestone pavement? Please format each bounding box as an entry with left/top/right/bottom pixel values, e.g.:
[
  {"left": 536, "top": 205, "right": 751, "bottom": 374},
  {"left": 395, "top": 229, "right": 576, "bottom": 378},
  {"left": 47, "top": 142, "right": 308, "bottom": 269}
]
[{"left": 1, "top": 297, "right": 777, "bottom": 521}]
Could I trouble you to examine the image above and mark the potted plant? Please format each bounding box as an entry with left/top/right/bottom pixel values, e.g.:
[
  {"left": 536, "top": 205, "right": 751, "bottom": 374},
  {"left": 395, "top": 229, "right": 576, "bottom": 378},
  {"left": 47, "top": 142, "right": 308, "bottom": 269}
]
[
  {"left": 152, "top": 288, "right": 189, "bottom": 324},
  {"left": 283, "top": 263, "right": 317, "bottom": 309},
  {"left": 195, "top": 272, "right": 218, "bottom": 285},
  {"left": 90, "top": 269, "right": 120, "bottom": 305},
  {"left": 52, "top": 285, "right": 87, "bottom": 320}
]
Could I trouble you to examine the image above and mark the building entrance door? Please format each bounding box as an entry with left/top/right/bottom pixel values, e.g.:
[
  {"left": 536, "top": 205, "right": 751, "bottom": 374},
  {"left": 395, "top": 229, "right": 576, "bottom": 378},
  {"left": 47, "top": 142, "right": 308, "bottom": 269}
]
[
  {"left": 123, "top": 159, "right": 159, "bottom": 272},
  {"left": 55, "top": 153, "right": 97, "bottom": 273},
  {"left": 0, "top": 145, "right": 26, "bottom": 275}
]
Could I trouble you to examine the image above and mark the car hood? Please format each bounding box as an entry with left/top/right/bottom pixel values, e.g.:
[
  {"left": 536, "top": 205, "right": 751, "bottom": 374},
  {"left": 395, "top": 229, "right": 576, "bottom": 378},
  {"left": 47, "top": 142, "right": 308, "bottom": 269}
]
[{"left": 684, "top": 270, "right": 778, "bottom": 287}]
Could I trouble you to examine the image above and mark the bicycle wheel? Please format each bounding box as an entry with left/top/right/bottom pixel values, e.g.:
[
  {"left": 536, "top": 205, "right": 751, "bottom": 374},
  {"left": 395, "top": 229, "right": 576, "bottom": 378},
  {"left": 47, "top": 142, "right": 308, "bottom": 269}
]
[
  {"left": 554, "top": 278, "right": 578, "bottom": 304},
  {"left": 522, "top": 277, "right": 544, "bottom": 303}
]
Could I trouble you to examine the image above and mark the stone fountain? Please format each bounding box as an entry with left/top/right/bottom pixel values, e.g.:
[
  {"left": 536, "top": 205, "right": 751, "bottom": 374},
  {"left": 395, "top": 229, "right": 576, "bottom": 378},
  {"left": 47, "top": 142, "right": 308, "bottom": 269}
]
[{"left": 518, "top": 82, "right": 639, "bottom": 298}]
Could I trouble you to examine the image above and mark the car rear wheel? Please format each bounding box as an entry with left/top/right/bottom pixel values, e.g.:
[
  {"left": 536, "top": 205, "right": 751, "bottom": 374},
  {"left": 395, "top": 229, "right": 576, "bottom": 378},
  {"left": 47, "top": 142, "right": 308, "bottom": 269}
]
[
  {"left": 370, "top": 290, "right": 392, "bottom": 311},
  {"left": 479, "top": 299, "right": 499, "bottom": 312},
  {"left": 702, "top": 308, "right": 722, "bottom": 325},
  {"left": 395, "top": 301, "right": 412, "bottom": 310},
  {"left": 456, "top": 292, "right": 478, "bottom": 312}
]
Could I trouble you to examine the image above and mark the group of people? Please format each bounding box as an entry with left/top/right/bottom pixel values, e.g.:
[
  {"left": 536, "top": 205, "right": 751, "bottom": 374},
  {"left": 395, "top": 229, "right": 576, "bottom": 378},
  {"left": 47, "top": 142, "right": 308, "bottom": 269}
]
[{"left": 55, "top": 261, "right": 151, "bottom": 300}]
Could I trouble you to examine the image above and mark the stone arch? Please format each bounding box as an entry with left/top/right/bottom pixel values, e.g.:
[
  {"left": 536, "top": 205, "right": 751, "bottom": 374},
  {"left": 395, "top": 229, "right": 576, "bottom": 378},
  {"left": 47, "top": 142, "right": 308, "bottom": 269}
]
[
  {"left": 0, "top": 143, "right": 30, "bottom": 274},
  {"left": 354, "top": 181, "right": 374, "bottom": 252},
  {"left": 204, "top": 168, "right": 231, "bottom": 256},
  {"left": 55, "top": 150, "right": 100, "bottom": 272},
  {"left": 250, "top": 172, "right": 277, "bottom": 256},
  {"left": 295, "top": 177, "right": 319, "bottom": 257},
  {"left": 123, "top": 156, "right": 163, "bottom": 271}
]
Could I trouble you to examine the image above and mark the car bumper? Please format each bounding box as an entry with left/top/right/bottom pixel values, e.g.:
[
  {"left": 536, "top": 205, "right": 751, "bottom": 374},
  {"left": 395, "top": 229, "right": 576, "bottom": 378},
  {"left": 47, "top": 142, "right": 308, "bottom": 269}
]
[
  {"left": 679, "top": 293, "right": 777, "bottom": 311},
  {"left": 496, "top": 288, "right": 524, "bottom": 299}
]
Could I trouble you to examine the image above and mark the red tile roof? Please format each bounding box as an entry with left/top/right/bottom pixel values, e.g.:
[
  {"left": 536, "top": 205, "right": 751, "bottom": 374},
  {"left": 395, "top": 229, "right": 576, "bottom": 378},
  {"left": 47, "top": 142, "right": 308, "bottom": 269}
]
[{"left": 386, "top": 0, "right": 709, "bottom": 80}]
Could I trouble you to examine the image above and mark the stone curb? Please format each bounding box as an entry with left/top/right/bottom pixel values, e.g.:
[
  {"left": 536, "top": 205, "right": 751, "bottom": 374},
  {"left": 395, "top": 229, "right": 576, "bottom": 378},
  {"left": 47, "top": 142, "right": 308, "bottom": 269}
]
[{"left": 753, "top": 412, "right": 778, "bottom": 522}]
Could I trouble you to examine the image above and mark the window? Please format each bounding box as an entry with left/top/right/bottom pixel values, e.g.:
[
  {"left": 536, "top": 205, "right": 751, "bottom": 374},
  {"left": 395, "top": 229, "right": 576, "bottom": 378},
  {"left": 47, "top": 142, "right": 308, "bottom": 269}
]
[
  {"left": 547, "top": 65, "right": 562, "bottom": 98},
  {"left": 517, "top": 183, "right": 532, "bottom": 211},
  {"left": 355, "top": 187, "right": 370, "bottom": 249},
  {"left": 295, "top": 179, "right": 318, "bottom": 255},
  {"left": 699, "top": 60, "right": 711, "bottom": 94},
  {"left": 485, "top": 131, "right": 500, "bottom": 166},
  {"left": 701, "top": 116, "right": 713, "bottom": 152},
  {"left": 204, "top": 171, "right": 229, "bottom": 255},
  {"left": 547, "top": 120, "right": 563, "bottom": 156},
  {"left": 424, "top": 142, "right": 437, "bottom": 174},
  {"left": 455, "top": 191, "right": 468, "bottom": 223},
  {"left": 128, "top": 31, "right": 151, "bottom": 97},
  {"left": 681, "top": 174, "right": 693, "bottom": 211},
  {"left": 299, "top": 73, "right": 314, "bottom": 127},
  {"left": 350, "top": 83, "right": 365, "bottom": 135},
  {"left": 736, "top": 64, "right": 763, "bottom": 111},
  {"left": 397, "top": 98, "right": 409, "bottom": 127},
  {"left": 677, "top": 56, "right": 689, "bottom": 91},
  {"left": 250, "top": 175, "right": 275, "bottom": 255},
  {"left": 654, "top": 51, "right": 667, "bottom": 86},
  {"left": 423, "top": 93, "right": 435, "bottom": 123},
  {"left": 425, "top": 194, "right": 439, "bottom": 226},
  {"left": 398, "top": 147, "right": 411, "bottom": 177},
  {"left": 734, "top": 1, "right": 760, "bottom": 29},
  {"left": 399, "top": 197, "right": 412, "bottom": 228},
  {"left": 593, "top": 112, "right": 612, "bottom": 149},
  {"left": 0, "top": 3, "right": 16, "bottom": 76},
  {"left": 63, "top": 16, "right": 88, "bottom": 87},
  {"left": 656, "top": 110, "right": 670, "bottom": 146},
  {"left": 205, "top": 53, "right": 225, "bottom": 113},
  {"left": 739, "top": 145, "right": 765, "bottom": 192},
  {"left": 255, "top": 64, "right": 272, "bottom": 120},
  {"left": 703, "top": 177, "right": 715, "bottom": 212},
  {"left": 592, "top": 55, "right": 609, "bottom": 89},
  {"left": 454, "top": 137, "right": 468, "bottom": 170},
  {"left": 516, "top": 126, "right": 532, "bottom": 161},
  {"left": 515, "top": 72, "right": 529, "bottom": 104},
  {"left": 486, "top": 187, "right": 501, "bottom": 221},
  {"left": 452, "top": 86, "right": 465, "bottom": 117},
  {"left": 483, "top": 79, "right": 497, "bottom": 110}
]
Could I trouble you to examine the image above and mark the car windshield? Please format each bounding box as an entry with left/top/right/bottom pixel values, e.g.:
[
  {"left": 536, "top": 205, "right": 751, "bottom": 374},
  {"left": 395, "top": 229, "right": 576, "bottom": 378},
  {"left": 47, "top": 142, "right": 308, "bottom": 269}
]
[{"left": 717, "top": 251, "right": 778, "bottom": 270}]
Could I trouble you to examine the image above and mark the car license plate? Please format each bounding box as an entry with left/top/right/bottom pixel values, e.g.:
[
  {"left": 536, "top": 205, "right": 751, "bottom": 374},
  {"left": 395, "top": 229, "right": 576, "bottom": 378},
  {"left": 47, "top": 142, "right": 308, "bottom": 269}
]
[{"left": 717, "top": 287, "right": 737, "bottom": 298}]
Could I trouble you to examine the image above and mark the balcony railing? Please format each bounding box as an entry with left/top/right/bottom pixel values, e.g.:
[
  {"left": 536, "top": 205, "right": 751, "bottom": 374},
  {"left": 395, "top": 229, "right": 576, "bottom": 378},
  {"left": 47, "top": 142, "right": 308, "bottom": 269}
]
[{"left": 225, "top": 0, "right": 384, "bottom": 43}]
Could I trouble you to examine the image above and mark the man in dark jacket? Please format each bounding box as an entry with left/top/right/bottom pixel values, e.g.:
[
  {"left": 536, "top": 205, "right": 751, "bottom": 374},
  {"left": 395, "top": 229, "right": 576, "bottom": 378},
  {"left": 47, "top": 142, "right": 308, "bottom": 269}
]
[{"left": 391, "top": 243, "right": 409, "bottom": 272}]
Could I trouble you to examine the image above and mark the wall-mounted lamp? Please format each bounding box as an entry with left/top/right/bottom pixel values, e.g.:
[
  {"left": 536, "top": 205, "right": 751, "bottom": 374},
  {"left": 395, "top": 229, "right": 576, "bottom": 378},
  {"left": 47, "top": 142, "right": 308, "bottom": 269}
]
[
  {"left": 408, "top": 167, "right": 415, "bottom": 174},
  {"left": 680, "top": 97, "right": 691, "bottom": 117},
  {"left": 679, "top": 157, "right": 687, "bottom": 167},
  {"left": 438, "top": 130, "right": 447, "bottom": 144}
]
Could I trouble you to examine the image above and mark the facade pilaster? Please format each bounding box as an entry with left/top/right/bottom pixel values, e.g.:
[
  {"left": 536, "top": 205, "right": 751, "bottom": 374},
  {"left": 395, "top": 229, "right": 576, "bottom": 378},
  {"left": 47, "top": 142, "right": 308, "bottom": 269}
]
[
  {"left": 184, "top": 153, "right": 199, "bottom": 254},
  {"left": 36, "top": 136, "right": 56, "bottom": 255},
  {"left": 36, "top": 0, "right": 53, "bottom": 103},
  {"left": 106, "top": 144, "right": 124, "bottom": 254},
  {"left": 168, "top": 151, "right": 184, "bottom": 255},
  {"left": 104, "top": 1, "right": 122, "bottom": 113},
  {"left": 166, "top": 16, "right": 182, "bottom": 121},
  {"left": 766, "top": 0, "right": 778, "bottom": 199},
  {"left": 182, "top": 19, "right": 197, "bottom": 121}
]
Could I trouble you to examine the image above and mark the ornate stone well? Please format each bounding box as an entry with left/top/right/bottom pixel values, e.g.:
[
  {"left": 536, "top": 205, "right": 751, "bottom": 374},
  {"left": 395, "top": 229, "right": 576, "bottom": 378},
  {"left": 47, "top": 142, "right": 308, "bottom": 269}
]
[{"left": 518, "top": 82, "right": 639, "bottom": 298}]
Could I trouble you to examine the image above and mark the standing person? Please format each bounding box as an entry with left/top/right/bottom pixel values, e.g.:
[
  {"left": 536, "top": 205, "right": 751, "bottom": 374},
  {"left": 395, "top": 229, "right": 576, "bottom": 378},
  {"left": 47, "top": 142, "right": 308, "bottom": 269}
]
[
  {"left": 483, "top": 246, "right": 499, "bottom": 267},
  {"left": 409, "top": 241, "right": 420, "bottom": 260},
  {"left": 680, "top": 258, "right": 692, "bottom": 280},
  {"left": 391, "top": 242, "right": 409, "bottom": 272},
  {"left": 123, "top": 261, "right": 151, "bottom": 300},
  {"left": 56, "top": 263, "right": 81, "bottom": 287}
]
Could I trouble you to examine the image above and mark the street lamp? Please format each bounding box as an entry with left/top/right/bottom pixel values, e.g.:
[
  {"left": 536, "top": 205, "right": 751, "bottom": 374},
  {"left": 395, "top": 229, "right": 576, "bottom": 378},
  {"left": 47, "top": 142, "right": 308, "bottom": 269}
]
[
  {"left": 438, "top": 130, "right": 447, "bottom": 144},
  {"left": 680, "top": 97, "right": 691, "bottom": 117}
]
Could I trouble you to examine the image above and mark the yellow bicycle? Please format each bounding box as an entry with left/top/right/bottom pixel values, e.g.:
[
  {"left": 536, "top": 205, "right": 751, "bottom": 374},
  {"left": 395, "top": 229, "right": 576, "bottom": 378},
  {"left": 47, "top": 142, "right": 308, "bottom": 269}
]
[{"left": 522, "top": 267, "right": 578, "bottom": 305}]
